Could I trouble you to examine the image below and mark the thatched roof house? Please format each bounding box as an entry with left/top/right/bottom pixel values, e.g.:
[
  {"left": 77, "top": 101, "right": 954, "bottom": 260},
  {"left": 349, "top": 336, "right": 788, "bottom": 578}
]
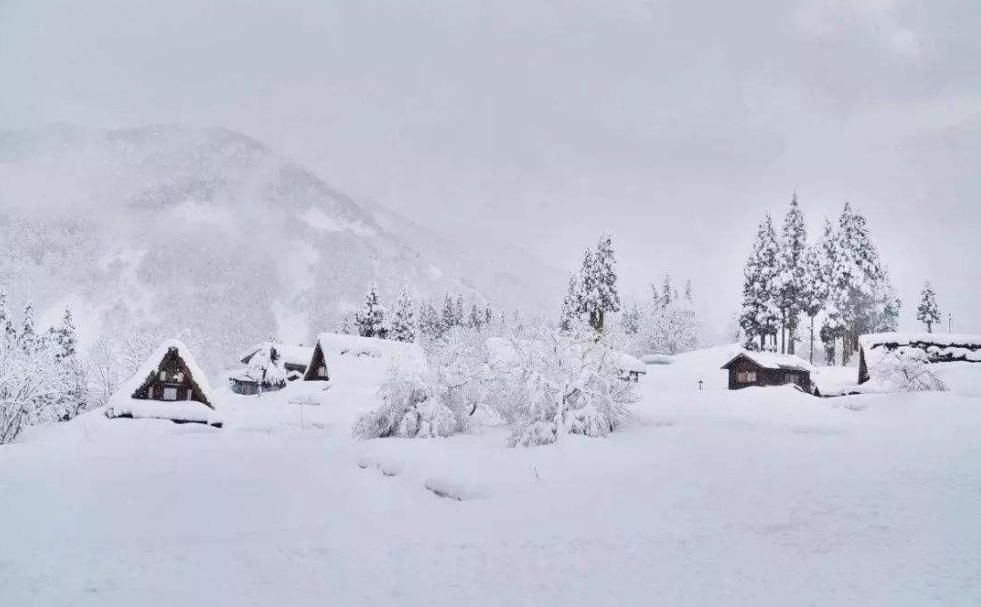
[{"left": 105, "top": 339, "right": 221, "bottom": 427}]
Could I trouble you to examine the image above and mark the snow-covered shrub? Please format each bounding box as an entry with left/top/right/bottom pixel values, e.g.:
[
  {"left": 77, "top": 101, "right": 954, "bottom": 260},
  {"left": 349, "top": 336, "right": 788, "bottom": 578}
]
[
  {"left": 353, "top": 326, "right": 503, "bottom": 439},
  {"left": 0, "top": 331, "right": 73, "bottom": 444},
  {"left": 871, "top": 349, "right": 947, "bottom": 392},
  {"left": 502, "top": 322, "right": 637, "bottom": 447}
]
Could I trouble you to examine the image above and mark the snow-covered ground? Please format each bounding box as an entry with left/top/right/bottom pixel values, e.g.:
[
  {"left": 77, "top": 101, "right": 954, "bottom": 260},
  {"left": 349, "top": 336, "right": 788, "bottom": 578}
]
[{"left": 2, "top": 349, "right": 981, "bottom": 606}]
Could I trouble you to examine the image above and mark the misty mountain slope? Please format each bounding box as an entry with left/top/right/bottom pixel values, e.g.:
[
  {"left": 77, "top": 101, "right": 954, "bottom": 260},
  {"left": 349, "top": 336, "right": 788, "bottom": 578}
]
[{"left": 0, "top": 125, "right": 562, "bottom": 370}]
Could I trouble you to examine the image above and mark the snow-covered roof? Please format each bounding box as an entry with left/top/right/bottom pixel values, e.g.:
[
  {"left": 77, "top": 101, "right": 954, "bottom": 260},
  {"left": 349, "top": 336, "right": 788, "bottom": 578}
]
[
  {"left": 313, "top": 333, "right": 426, "bottom": 372},
  {"left": 859, "top": 333, "right": 981, "bottom": 349},
  {"left": 721, "top": 351, "right": 813, "bottom": 372},
  {"left": 617, "top": 352, "right": 647, "bottom": 374},
  {"left": 106, "top": 339, "right": 220, "bottom": 424},
  {"left": 859, "top": 333, "right": 981, "bottom": 365},
  {"left": 239, "top": 342, "right": 313, "bottom": 367}
]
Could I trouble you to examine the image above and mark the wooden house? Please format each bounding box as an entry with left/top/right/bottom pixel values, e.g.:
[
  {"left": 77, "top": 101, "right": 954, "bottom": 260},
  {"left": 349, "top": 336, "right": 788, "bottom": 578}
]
[
  {"left": 106, "top": 339, "right": 221, "bottom": 427},
  {"left": 229, "top": 343, "right": 297, "bottom": 395},
  {"left": 239, "top": 343, "right": 312, "bottom": 376},
  {"left": 721, "top": 351, "right": 813, "bottom": 392},
  {"left": 858, "top": 333, "right": 981, "bottom": 384}
]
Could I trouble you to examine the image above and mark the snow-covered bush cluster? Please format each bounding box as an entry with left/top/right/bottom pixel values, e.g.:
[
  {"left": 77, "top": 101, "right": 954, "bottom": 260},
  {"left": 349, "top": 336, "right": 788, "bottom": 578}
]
[
  {"left": 871, "top": 350, "right": 947, "bottom": 393},
  {"left": 0, "top": 295, "right": 87, "bottom": 444},
  {"left": 355, "top": 319, "right": 637, "bottom": 447},
  {"left": 614, "top": 275, "right": 700, "bottom": 357}
]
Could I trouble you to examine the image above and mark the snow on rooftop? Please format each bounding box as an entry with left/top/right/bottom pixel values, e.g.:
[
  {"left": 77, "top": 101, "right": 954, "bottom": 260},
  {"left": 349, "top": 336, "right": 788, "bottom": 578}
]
[
  {"left": 859, "top": 333, "right": 981, "bottom": 349},
  {"left": 314, "top": 333, "right": 426, "bottom": 372},
  {"left": 722, "top": 350, "right": 814, "bottom": 372},
  {"left": 239, "top": 342, "right": 314, "bottom": 367}
]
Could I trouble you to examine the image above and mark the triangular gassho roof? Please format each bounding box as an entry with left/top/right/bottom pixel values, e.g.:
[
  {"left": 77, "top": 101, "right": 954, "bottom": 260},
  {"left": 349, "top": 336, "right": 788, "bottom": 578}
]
[
  {"left": 721, "top": 350, "right": 813, "bottom": 372},
  {"left": 306, "top": 332, "right": 427, "bottom": 375},
  {"left": 238, "top": 342, "right": 314, "bottom": 368},
  {"left": 110, "top": 339, "right": 215, "bottom": 410}
]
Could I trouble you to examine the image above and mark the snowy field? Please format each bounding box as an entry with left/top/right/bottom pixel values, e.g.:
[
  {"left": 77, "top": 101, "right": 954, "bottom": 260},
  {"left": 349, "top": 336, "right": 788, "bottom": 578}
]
[{"left": 2, "top": 349, "right": 981, "bottom": 606}]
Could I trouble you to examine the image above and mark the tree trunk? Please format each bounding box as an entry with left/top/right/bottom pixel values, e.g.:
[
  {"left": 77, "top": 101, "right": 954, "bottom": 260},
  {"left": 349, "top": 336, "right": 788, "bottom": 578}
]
[{"left": 808, "top": 315, "right": 815, "bottom": 364}]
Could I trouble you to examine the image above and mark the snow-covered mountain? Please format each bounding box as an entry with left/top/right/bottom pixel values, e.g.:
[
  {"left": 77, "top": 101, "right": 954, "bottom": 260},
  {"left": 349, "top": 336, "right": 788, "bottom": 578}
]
[{"left": 0, "top": 124, "right": 563, "bottom": 369}]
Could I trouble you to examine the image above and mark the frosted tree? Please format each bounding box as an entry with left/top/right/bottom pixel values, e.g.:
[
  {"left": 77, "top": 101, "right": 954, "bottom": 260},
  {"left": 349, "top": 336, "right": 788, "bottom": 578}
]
[
  {"left": 455, "top": 295, "right": 466, "bottom": 328},
  {"left": 18, "top": 302, "right": 38, "bottom": 352},
  {"left": 468, "top": 303, "right": 484, "bottom": 329},
  {"left": 587, "top": 234, "right": 622, "bottom": 332},
  {"left": 800, "top": 243, "right": 828, "bottom": 363},
  {"left": 49, "top": 307, "right": 87, "bottom": 418},
  {"left": 355, "top": 283, "right": 387, "bottom": 339},
  {"left": 774, "top": 193, "right": 808, "bottom": 354},
  {"left": 739, "top": 215, "right": 780, "bottom": 351},
  {"left": 0, "top": 290, "right": 14, "bottom": 342},
  {"left": 417, "top": 300, "right": 443, "bottom": 340},
  {"left": 390, "top": 286, "right": 417, "bottom": 343},
  {"left": 441, "top": 293, "right": 459, "bottom": 332},
  {"left": 559, "top": 274, "right": 583, "bottom": 331},
  {"left": 620, "top": 302, "right": 641, "bottom": 335},
  {"left": 830, "top": 204, "right": 893, "bottom": 363},
  {"left": 916, "top": 282, "right": 940, "bottom": 333},
  {"left": 505, "top": 322, "right": 636, "bottom": 447},
  {"left": 661, "top": 274, "right": 673, "bottom": 306}
]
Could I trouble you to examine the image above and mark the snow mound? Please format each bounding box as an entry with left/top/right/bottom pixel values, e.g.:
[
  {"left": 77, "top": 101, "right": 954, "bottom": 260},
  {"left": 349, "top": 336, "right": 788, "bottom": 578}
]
[{"left": 424, "top": 477, "right": 490, "bottom": 501}]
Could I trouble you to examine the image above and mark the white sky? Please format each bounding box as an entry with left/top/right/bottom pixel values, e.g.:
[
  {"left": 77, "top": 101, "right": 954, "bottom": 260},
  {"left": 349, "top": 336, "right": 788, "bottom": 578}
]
[{"left": 1, "top": 0, "right": 979, "bottom": 335}]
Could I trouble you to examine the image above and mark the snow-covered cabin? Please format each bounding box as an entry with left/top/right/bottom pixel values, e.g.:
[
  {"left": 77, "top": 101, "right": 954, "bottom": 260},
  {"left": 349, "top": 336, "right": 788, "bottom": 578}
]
[
  {"left": 239, "top": 342, "right": 313, "bottom": 376},
  {"left": 858, "top": 333, "right": 981, "bottom": 384},
  {"left": 721, "top": 351, "right": 813, "bottom": 392},
  {"left": 617, "top": 352, "right": 647, "bottom": 382},
  {"left": 105, "top": 339, "right": 221, "bottom": 427},
  {"left": 302, "top": 333, "right": 427, "bottom": 381},
  {"left": 229, "top": 343, "right": 291, "bottom": 395}
]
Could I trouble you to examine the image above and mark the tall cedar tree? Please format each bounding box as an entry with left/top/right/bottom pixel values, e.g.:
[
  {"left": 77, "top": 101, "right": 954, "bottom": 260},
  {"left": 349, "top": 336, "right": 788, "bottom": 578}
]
[
  {"left": 0, "top": 291, "right": 14, "bottom": 341},
  {"left": 441, "top": 293, "right": 458, "bottom": 332},
  {"left": 775, "top": 193, "right": 807, "bottom": 354},
  {"left": 391, "top": 286, "right": 417, "bottom": 343},
  {"left": 355, "top": 283, "right": 387, "bottom": 339},
  {"left": 800, "top": 243, "right": 828, "bottom": 363},
  {"left": 916, "top": 282, "right": 940, "bottom": 333},
  {"left": 739, "top": 215, "right": 780, "bottom": 351}
]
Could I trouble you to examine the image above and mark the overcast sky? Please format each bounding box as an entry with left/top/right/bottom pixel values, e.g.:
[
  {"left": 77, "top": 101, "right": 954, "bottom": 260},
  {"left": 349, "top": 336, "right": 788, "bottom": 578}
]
[{"left": 1, "top": 0, "right": 979, "bottom": 335}]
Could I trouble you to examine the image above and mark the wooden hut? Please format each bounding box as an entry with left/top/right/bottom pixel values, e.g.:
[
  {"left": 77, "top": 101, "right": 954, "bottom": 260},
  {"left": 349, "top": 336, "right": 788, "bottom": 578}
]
[
  {"left": 239, "top": 343, "right": 313, "bottom": 376},
  {"left": 105, "top": 339, "right": 221, "bottom": 427},
  {"left": 229, "top": 343, "right": 292, "bottom": 395},
  {"left": 858, "top": 333, "right": 981, "bottom": 384},
  {"left": 302, "top": 333, "right": 427, "bottom": 381},
  {"left": 721, "top": 351, "right": 813, "bottom": 392}
]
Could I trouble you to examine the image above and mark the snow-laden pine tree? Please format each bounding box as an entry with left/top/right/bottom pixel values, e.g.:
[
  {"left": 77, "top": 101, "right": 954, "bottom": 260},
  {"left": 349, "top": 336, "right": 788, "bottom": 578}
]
[
  {"left": 417, "top": 300, "right": 443, "bottom": 340},
  {"left": 440, "top": 293, "right": 458, "bottom": 333},
  {"left": 559, "top": 274, "right": 583, "bottom": 331},
  {"left": 916, "top": 282, "right": 940, "bottom": 333},
  {"left": 831, "top": 204, "right": 894, "bottom": 363},
  {"left": 468, "top": 303, "right": 484, "bottom": 329},
  {"left": 18, "top": 302, "right": 38, "bottom": 353},
  {"left": 739, "top": 215, "right": 780, "bottom": 351},
  {"left": 455, "top": 295, "right": 466, "bottom": 328},
  {"left": 390, "top": 286, "right": 417, "bottom": 343},
  {"left": 355, "top": 283, "right": 387, "bottom": 339},
  {"left": 661, "top": 275, "right": 673, "bottom": 306},
  {"left": 49, "top": 307, "right": 87, "bottom": 418},
  {"left": 0, "top": 290, "right": 14, "bottom": 341},
  {"left": 774, "top": 193, "right": 807, "bottom": 354},
  {"left": 800, "top": 243, "right": 829, "bottom": 363},
  {"left": 587, "top": 234, "right": 622, "bottom": 332},
  {"left": 620, "top": 302, "right": 641, "bottom": 335}
]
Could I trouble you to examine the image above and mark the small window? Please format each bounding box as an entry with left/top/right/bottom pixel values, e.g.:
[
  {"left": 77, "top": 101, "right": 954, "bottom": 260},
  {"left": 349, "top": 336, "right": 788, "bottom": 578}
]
[
  {"left": 163, "top": 387, "right": 178, "bottom": 401},
  {"left": 159, "top": 371, "right": 168, "bottom": 381},
  {"left": 737, "top": 371, "right": 757, "bottom": 383},
  {"left": 318, "top": 366, "right": 327, "bottom": 378},
  {"left": 175, "top": 372, "right": 185, "bottom": 382}
]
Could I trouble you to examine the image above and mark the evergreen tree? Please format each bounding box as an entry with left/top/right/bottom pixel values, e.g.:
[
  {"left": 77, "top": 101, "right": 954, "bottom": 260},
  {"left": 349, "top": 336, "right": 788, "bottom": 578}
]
[
  {"left": 455, "top": 295, "right": 466, "bottom": 328},
  {"left": 0, "top": 290, "right": 14, "bottom": 342},
  {"left": 559, "top": 275, "right": 583, "bottom": 331},
  {"left": 49, "top": 306, "right": 87, "bottom": 419},
  {"left": 739, "top": 215, "right": 780, "bottom": 351},
  {"left": 661, "top": 274, "right": 673, "bottom": 306},
  {"left": 800, "top": 243, "right": 828, "bottom": 364},
  {"left": 775, "top": 193, "right": 808, "bottom": 354},
  {"left": 418, "top": 300, "right": 443, "bottom": 339},
  {"left": 18, "top": 302, "right": 38, "bottom": 352},
  {"left": 621, "top": 302, "right": 642, "bottom": 335},
  {"left": 50, "top": 306, "right": 78, "bottom": 360},
  {"left": 390, "top": 286, "right": 417, "bottom": 343},
  {"left": 831, "top": 203, "right": 891, "bottom": 363},
  {"left": 916, "top": 282, "right": 940, "bottom": 333},
  {"left": 588, "top": 234, "right": 622, "bottom": 331},
  {"left": 355, "top": 283, "right": 387, "bottom": 339},
  {"left": 441, "top": 293, "right": 458, "bottom": 331},
  {"left": 468, "top": 303, "right": 484, "bottom": 329}
]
